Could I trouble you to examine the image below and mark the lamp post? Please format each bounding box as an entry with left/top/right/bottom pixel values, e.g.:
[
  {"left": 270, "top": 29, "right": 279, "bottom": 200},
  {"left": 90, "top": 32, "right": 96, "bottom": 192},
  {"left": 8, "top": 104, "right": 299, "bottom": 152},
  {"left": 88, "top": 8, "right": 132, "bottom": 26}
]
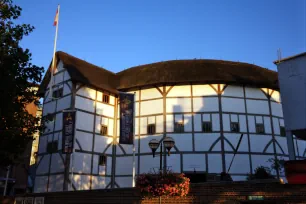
[{"left": 148, "top": 137, "right": 175, "bottom": 173}]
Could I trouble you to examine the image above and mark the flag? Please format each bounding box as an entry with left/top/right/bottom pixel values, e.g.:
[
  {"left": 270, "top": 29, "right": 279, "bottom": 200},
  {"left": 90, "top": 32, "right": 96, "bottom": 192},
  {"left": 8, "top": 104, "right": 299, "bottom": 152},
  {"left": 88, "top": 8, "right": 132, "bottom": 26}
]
[
  {"left": 119, "top": 93, "right": 135, "bottom": 144},
  {"left": 53, "top": 7, "right": 59, "bottom": 26}
]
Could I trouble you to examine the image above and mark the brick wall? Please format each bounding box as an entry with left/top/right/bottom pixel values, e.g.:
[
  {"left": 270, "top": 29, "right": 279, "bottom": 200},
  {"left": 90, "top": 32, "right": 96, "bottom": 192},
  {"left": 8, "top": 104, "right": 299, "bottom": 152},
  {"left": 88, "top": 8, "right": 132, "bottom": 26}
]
[{"left": 13, "top": 182, "right": 306, "bottom": 204}]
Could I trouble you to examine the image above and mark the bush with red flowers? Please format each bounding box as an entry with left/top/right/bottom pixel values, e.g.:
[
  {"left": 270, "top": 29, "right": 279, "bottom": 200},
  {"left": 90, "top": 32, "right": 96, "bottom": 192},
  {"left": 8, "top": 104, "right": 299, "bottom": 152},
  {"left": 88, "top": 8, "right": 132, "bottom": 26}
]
[{"left": 136, "top": 171, "right": 190, "bottom": 197}]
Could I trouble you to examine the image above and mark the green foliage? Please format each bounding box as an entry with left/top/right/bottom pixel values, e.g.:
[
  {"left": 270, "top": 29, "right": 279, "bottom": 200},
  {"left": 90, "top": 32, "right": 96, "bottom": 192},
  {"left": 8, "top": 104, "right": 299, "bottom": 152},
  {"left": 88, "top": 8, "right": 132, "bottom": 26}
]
[
  {"left": 267, "top": 157, "right": 285, "bottom": 175},
  {"left": 247, "top": 166, "right": 275, "bottom": 180},
  {"left": 0, "top": 0, "right": 44, "bottom": 166}
]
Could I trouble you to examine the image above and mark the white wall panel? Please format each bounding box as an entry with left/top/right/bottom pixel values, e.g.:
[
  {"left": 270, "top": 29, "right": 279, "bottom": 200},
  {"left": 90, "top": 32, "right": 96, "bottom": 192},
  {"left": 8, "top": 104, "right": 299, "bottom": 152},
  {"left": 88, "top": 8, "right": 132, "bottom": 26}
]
[
  {"left": 250, "top": 135, "right": 273, "bottom": 153},
  {"left": 184, "top": 114, "right": 192, "bottom": 132},
  {"left": 109, "top": 95, "right": 115, "bottom": 105},
  {"left": 94, "top": 136, "right": 112, "bottom": 153},
  {"left": 193, "top": 114, "right": 202, "bottom": 131},
  {"left": 255, "top": 116, "right": 263, "bottom": 123},
  {"left": 63, "top": 81, "right": 72, "bottom": 95},
  {"left": 222, "top": 98, "right": 245, "bottom": 113},
  {"left": 239, "top": 115, "right": 247, "bottom": 132},
  {"left": 119, "top": 144, "right": 134, "bottom": 154},
  {"left": 38, "top": 135, "right": 48, "bottom": 153},
  {"left": 56, "top": 60, "right": 64, "bottom": 73},
  {"left": 50, "top": 153, "right": 65, "bottom": 173},
  {"left": 34, "top": 176, "right": 48, "bottom": 193},
  {"left": 231, "top": 114, "right": 238, "bottom": 122},
  {"left": 140, "top": 117, "right": 147, "bottom": 134},
  {"left": 195, "top": 133, "right": 220, "bottom": 151},
  {"left": 246, "top": 100, "right": 269, "bottom": 114},
  {"left": 141, "top": 99, "right": 163, "bottom": 115},
  {"left": 148, "top": 116, "right": 155, "bottom": 124},
  {"left": 72, "top": 175, "right": 91, "bottom": 190},
  {"left": 140, "top": 155, "right": 161, "bottom": 174},
  {"left": 116, "top": 177, "right": 132, "bottom": 188},
  {"left": 63, "top": 70, "right": 71, "bottom": 81},
  {"left": 97, "top": 91, "right": 103, "bottom": 102},
  {"left": 296, "top": 139, "right": 306, "bottom": 157},
  {"left": 212, "top": 114, "right": 220, "bottom": 131},
  {"left": 271, "top": 91, "right": 281, "bottom": 103},
  {"left": 76, "top": 111, "right": 94, "bottom": 132},
  {"left": 263, "top": 117, "right": 272, "bottom": 134},
  {"left": 222, "top": 85, "right": 244, "bottom": 97},
  {"left": 166, "top": 98, "right": 191, "bottom": 113},
  {"left": 167, "top": 85, "right": 191, "bottom": 97},
  {"left": 116, "top": 157, "right": 133, "bottom": 175},
  {"left": 271, "top": 102, "right": 283, "bottom": 117},
  {"left": 192, "top": 85, "right": 217, "bottom": 96},
  {"left": 225, "top": 154, "right": 250, "bottom": 174},
  {"left": 275, "top": 136, "right": 288, "bottom": 155},
  {"left": 174, "top": 114, "right": 183, "bottom": 122},
  {"left": 167, "top": 154, "right": 181, "bottom": 172},
  {"left": 248, "top": 116, "right": 256, "bottom": 133},
  {"left": 75, "top": 96, "right": 95, "bottom": 113},
  {"left": 251, "top": 155, "right": 274, "bottom": 171},
  {"left": 48, "top": 174, "right": 64, "bottom": 192},
  {"left": 36, "top": 155, "right": 50, "bottom": 175},
  {"left": 54, "top": 72, "right": 64, "bottom": 85},
  {"left": 156, "top": 115, "right": 163, "bottom": 133},
  {"left": 231, "top": 176, "right": 247, "bottom": 181},
  {"left": 56, "top": 95, "right": 71, "bottom": 112},
  {"left": 223, "top": 114, "right": 230, "bottom": 131},
  {"left": 273, "top": 118, "right": 280, "bottom": 135},
  {"left": 54, "top": 112, "right": 63, "bottom": 131},
  {"left": 135, "top": 102, "right": 139, "bottom": 116},
  {"left": 141, "top": 88, "right": 162, "bottom": 100},
  {"left": 166, "top": 115, "right": 174, "bottom": 132},
  {"left": 91, "top": 176, "right": 110, "bottom": 189},
  {"left": 245, "top": 87, "right": 267, "bottom": 99},
  {"left": 207, "top": 154, "right": 222, "bottom": 173},
  {"left": 43, "top": 101, "right": 56, "bottom": 116},
  {"left": 202, "top": 114, "right": 210, "bottom": 121},
  {"left": 96, "top": 102, "right": 114, "bottom": 118},
  {"left": 77, "top": 87, "right": 96, "bottom": 100},
  {"left": 108, "top": 118, "right": 114, "bottom": 136},
  {"left": 168, "top": 134, "right": 192, "bottom": 151},
  {"left": 75, "top": 131, "right": 93, "bottom": 151},
  {"left": 72, "top": 152, "right": 92, "bottom": 173},
  {"left": 183, "top": 154, "right": 205, "bottom": 172},
  {"left": 224, "top": 133, "right": 249, "bottom": 152},
  {"left": 193, "top": 97, "right": 218, "bottom": 112}
]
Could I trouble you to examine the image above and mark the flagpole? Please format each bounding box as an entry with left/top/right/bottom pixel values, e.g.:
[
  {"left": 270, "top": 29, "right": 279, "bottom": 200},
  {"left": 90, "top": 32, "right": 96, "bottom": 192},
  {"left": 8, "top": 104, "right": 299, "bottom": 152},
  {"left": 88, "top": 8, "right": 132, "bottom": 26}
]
[
  {"left": 132, "top": 92, "right": 136, "bottom": 187},
  {"left": 49, "top": 4, "right": 60, "bottom": 100}
]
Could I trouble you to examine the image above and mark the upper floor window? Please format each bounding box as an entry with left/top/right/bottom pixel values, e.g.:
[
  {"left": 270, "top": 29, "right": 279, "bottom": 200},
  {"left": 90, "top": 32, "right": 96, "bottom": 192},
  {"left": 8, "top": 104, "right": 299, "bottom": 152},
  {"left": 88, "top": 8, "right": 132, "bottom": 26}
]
[
  {"left": 202, "top": 122, "right": 212, "bottom": 132},
  {"left": 47, "top": 141, "right": 58, "bottom": 154},
  {"left": 147, "top": 124, "right": 156, "bottom": 135},
  {"left": 256, "top": 123, "right": 265, "bottom": 134},
  {"left": 174, "top": 121, "right": 184, "bottom": 133},
  {"left": 52, "top": 88, "right": 63, "bottom": 99},
  {"left": 103, "top": 94, "right": 110, "bottom": 104},
  {"left": 99, "top": 155, "right": 107, "bottom": 166},
  {"left": 230, "top": 122, "right": 239, "bottom": 133},
  {"left": 101, "top": 124, "right": 108, "bottom": 136},
  {"left": 280, "top": 126, "right": 286, "bottom": 136}
]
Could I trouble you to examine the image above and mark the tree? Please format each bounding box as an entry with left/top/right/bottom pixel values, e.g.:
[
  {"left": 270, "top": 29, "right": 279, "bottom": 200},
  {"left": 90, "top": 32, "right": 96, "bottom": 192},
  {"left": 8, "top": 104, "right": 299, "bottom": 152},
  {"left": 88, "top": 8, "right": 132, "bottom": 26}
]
[{"left": 0, "top": 0, "right": 44, "bottom": 166}]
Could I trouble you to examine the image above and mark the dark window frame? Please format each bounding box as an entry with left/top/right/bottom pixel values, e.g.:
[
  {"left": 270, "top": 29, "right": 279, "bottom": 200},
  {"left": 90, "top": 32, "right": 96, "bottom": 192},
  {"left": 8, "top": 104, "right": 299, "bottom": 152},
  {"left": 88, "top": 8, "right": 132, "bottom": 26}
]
[
  {"left": 230, "top": 122, "right": 240, "bottom": 133},
  {"left": 202, "top": 121, "right": 212, "bottom": 133},
  {"left": 99, "top": 155, "right": 107, "bottom": 166},
  {"left": 147, "top": 124, "right": 156, "bottom": 135},
  {"left": 47, "top": 141, "right": 58, "bottom": 153},
  {"left": 256, "top": 123, "right": 265, "bottom": 134},
  {"left": 103, "top": 94, "right": 110, "bottom": 104},
  {"left": 52, "top": 88, "right": 63, "bottom": 99},
  {"left": 101, "top": 124, "right": 108, "bottom": 136},
  {"left": 174, "top": 121, "right": 184, "bottom": 133},
  {"left": 280, "top": 126, "right": 286, "bottom": 136}
]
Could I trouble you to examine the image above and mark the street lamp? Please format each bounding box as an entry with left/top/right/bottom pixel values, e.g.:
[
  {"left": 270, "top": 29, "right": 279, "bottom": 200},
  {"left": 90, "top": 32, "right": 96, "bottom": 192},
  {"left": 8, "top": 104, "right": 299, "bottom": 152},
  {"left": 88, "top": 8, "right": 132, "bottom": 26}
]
[{"left": 148, "top": 137, "right": 175, "bottom": 173}]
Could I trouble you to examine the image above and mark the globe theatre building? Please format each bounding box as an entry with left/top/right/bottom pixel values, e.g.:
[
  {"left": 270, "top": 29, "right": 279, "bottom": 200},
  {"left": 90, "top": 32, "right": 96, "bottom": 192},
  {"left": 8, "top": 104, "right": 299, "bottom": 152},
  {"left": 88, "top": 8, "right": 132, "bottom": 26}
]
[{"left": 34, "top": 51, "right": 306, "bottom": 193}]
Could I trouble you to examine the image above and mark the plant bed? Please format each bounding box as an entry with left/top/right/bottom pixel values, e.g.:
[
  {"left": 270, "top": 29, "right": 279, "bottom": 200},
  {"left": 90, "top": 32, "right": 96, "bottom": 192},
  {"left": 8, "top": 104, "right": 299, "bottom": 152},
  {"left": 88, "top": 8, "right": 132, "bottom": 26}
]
[
  {"left": 284, "top": 160, "right": 306, "bottom": 184},
  {"left": 136, "top": 171, "right": 190, "bottom": 198}
]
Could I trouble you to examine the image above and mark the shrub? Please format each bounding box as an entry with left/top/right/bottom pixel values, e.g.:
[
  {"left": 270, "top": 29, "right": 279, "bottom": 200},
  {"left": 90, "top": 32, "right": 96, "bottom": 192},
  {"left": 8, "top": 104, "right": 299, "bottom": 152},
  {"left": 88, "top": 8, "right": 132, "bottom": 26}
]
[
  {"left": 247, "top": 166, "right": 275, "bottom": 180},
  {"left": 136, "top": 171, "right": 190, "bottom": 197}
]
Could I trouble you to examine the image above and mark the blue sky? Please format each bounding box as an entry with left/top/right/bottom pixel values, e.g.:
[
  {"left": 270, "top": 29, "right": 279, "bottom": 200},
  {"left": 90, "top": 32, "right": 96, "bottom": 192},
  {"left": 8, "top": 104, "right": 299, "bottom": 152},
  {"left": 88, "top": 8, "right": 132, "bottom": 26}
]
[{"left": 17, "top": 0, "right": 305, "bottom": 74}]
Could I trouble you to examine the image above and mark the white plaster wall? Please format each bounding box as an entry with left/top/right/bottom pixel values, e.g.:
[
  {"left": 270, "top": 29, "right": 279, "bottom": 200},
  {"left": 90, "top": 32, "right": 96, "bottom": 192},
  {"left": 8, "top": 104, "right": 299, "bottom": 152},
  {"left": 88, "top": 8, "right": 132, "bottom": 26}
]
[
  {"left": 207, "top": 154, "right": 222, "bottom": 173},
  {"left": 141, "top": 99, "right": 163, "bottom": 115},
  {"left": 156, "top": 115, "right": 163, "bottom": 133},
  {"left": 224, "top": 133, "right": 249, "bottom": 152},
  {"left": 140, "top": 155, "right": 161, "bottom": 174},
  {"left": 222, "top": 98, "right": 245, "bottom": 113},
  {"left": 72, "top": 175, "right": 91, "bottom": 190},
  {"left": 77, "top": 87, "right": 96, "bottom": 100},
  {"left": 212, "top": 114, "right": 220, "bottom": 131},
  {"left": 116, "top": 177, "right": 132, "bottom": 188},
  {"left": 38, "top": 135, "right": 48, "bottom": 153},
  {"left": 48, "top": 174, "right": 64, "bottom": 192},
  {"left": 72, "top": 152, "right": 92, "bottom": 174},
  {"left": 95, "top": 116, "right": 114, "bottom": 136},
  {"left": 53, "top": 132, "right": 62, "bottom": 151},
  {"left": 183, "top": 154, "right": 206, "bottom": 172},
  {"left": 139, "top": 135, "right": 163, "bottom": 153},
  {"left": 246, "top": 100, "right": 269, "bottom": 114},
  {"left": 245, "top": 87, "right": 267, "bottom": 99},
  {"left": 75, "top": 96, "right": 95, "bottom": 113},
  {"left": 251, "top": 155, "right": 274, "bottom": 170},
  {"left": 249, "top": 135, "right": 273, "bottom": 153},
  {"left": 139, "top": 117, "right": 147, "bottom": 134},
  {"left": 54, "top": 112, "right": 63, "bottom": 131},
  {"left": 296, "top": 139, "right": 306, "bottom": 157},
  {"left": 166, "top": 115, "right": 174, "bottom": 132},
  {"left": 167, "top": 134, "right": 192, "bottom": 151},
  {"left": 127, "top": 90, "right": 140, "bottom": 102},
  {"left": 96, "top": 102, "right": 114, "bottom": 117},
  {"left": 36, "top": 155, "right": 50, "bottom": 175},
  {"left": 167, "top": 154, "right": 181, "bottom": 172},
  {"left": 271, "top": 91, "right": 281, "bottom": 103},
  {"left": 272, "top": 118, "right": 280, "bottom": 135},
  {"left": 63, "top": 70, "right": 71, "bottom": 81},
  {"left": 239, "top": 115, "right": 247, "bottom": 132},
  {"left": 222, "top": 85, "right": 244, "bottom": 97},
  {"left": 76, "top": 111, "right": 94, "bottom": 132},
  {"left": 141, "top": 88, "right": 162, "bottom": 100},
  {"left": 223, "top": 114, "right": 230, "bottom": 131},
  {"left": 271, "top": 102, "right": 283, "bottom": 117},
  {"left": 54, "top": 72, "right": 64, "bottom": 85},
  {"left": 43, "top": 101, "right": 56, "bottom": 116},
  {"left": 193, "top": 114, "right": 202, "bottom": 131},
  {"left": 94, "top": 136, "right": 112, "bottom": 153},
  {"left": 50, "top": 153, "right": 65, "bottom": 173},
  {"left": 119, "top": 144, "right": 134, "bottom": 154},
  {"left": 55, "top": 60, "right": 64, "bottom": 73},
  {"left": 193, "top": 97, "right": 219, "bottom": 112},
  {"left": 263, "top": 117, "right": 272, "bottom": 134},
  {"left": 167, "top": 85, "right": 191, "bottom": 97},
  {"left": 75, "top": 131, "right": 93, "bottom": 151},
  {"left": 275, "top": 136, "right": 288, "bottom": 154},
  {"left": 166, "top": 98, "right": 191, "bottom": 113},
  {"left": 194, "top": 133, "right": 220, "bottom": 151},
  {"left": 116, "top": 157, "right": 133, "bottom": 175},
  {"left": 184, "top": 114, "right": 192, "bottom": 132},
  {"left": 91, "top": 176, "right": 110, "bottom": 189},
  {"left": 192, "top": 85, "right": 217, "bottom": 96},
  {"left": 56, "top": 95, "right": 71, "bottom": 112},
  {"left": 34, "top": 176, "right": 48, "bottom": 193},
  {"left": 63, "top": 81, "right": 72, "bottom": 95},
  {"left": 248, "top": 116, "right": 256, "bottom": 133},
  {"left": 225, "top": 154, "right": 250, "bottom": 174}
]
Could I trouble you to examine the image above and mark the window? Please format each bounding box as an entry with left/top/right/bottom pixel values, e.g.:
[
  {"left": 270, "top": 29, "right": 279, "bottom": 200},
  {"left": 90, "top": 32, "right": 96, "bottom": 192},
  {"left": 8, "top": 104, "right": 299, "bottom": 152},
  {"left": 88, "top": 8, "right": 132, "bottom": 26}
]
[
  {"left": 52, "top": 88, "right": 63, "bottom": 99},
  {"left": 202, "top": 122, "right": 212, "bottom": 132},
  {"left": 256, "top": 124, "right": 265, "bottom": 134},
  {"left": 174, "top": 121, "right": 184, "bottom": 133},
  {"left": 47, "top": 141, "right": 58, "bottom": 153},
  {"left": 147, "top": 124, "right": 156, "bottom": 135},
  {"left": 280, "top": 126, "right": 286, "bottom": 136},
  {"left": 45, "top": 113, "right": 55, "bottom": 123},
  {"left": 101, "top": 125, "right": 108, "bottom": 135},
  {"left": 103, "top": 94, "right": 110, "bottom": 104},
  {"left": 230, "top": 122, "right": 239, "bottom": 132},
  {"left": 99, "top": 155, "right": 107, "bottom": 166}
]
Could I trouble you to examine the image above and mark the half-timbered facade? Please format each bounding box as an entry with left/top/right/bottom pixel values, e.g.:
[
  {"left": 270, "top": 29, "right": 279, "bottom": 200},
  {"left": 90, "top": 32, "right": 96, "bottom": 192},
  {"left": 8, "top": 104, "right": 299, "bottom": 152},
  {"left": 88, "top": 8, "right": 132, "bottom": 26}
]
[{"left": 34, "top": 51, "right": 306, "bottom": 193}]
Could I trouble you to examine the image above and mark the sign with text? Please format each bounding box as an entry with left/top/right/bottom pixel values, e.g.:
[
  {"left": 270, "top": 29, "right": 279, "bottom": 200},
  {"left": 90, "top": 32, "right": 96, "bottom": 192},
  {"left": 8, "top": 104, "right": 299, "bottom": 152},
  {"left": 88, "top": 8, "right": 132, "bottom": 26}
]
[
  {"left": 119, "top": 93, "right": 134, "bottom": 144},
  {"left": 62, "top": 110, "right": 76, "bottom": 153}
]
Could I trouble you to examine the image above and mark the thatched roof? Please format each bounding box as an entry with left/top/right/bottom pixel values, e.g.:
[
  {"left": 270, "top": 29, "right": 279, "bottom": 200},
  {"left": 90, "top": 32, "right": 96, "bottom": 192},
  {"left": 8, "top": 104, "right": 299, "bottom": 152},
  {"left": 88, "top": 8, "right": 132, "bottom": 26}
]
[{"left": 38, "top": 51, "right": 279, "bottom": 96}]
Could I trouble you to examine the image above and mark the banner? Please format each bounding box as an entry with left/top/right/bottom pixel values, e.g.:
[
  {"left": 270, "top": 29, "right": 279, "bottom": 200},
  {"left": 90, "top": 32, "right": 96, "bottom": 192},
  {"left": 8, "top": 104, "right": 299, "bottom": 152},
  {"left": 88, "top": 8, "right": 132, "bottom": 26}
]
[
  {"left": 62, "top": 110, "right": 76, "bottom": 153},
  {"left": 119, "top": 93, "right": 135, "bottom": 144}
]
